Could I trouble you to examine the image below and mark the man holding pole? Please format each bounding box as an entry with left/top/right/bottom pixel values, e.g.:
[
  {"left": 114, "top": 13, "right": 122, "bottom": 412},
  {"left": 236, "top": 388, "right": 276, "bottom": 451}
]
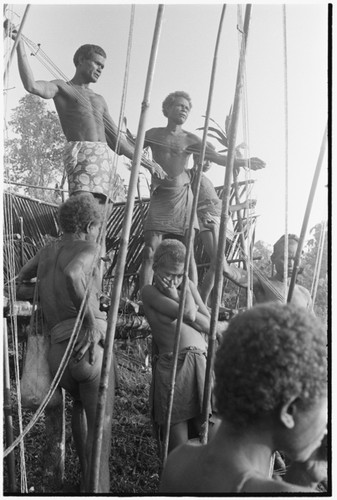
[
  {"left": 140, "top": 90, "right": 266, "bottom": 288},
  {"left": 8, "top": 24, "right": 166, "bottom": 203}
]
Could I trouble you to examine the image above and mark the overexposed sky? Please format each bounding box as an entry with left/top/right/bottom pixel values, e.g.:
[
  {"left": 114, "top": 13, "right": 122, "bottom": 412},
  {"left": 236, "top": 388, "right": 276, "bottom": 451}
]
[{"left": 3, "top": 2, "right": 329, "bottom": 244}]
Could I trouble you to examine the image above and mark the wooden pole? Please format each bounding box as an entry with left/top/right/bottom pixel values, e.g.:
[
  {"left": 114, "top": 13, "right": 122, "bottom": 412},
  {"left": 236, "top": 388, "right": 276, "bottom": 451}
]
[
  {"left": 311, "top": 220, "right": 327, "bottom": 305},
  {"left": 200, "top": 4, "right": 252, "bottom": 444},
  {"left": 88, "top": 6, "right": 165, "bottom": 492},
  {"left": 19, "top": 217, "right": 24, "bottom": 266},
  {"left": 287, "top": 124, "right": 327, "bottom": 303},
  {"left": 161, "top": 4, "right": 227, "bottom": 463},
  {"left": 3, "top": 319, "right": 17, "bottom": 492},
  {"left": 3, "top": 4, "right": 30, "bottom": 84}
]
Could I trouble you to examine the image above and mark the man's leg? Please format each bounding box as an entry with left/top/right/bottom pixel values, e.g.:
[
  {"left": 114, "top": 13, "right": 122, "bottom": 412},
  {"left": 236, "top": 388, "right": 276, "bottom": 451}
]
[
  {"left": 71, "top": 400, "right": 88, "bottom": 489},
  {"left": 199, "top": 229, "right": 217, "bottom": 305},
  {"left": 184, "top": 229, "right": 198, "bottom": 285},
  {"left": 139, "top": 231, "right": 163, "bottom": 289},
  {"left": 69, "top": 346, "right": 109, "bottom": 492}
]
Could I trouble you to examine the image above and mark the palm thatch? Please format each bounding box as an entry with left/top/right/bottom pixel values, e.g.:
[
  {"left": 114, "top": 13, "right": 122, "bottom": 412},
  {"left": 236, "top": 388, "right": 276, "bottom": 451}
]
[{"left": 3, "top": 183, "right": 257, "bottom": 296}]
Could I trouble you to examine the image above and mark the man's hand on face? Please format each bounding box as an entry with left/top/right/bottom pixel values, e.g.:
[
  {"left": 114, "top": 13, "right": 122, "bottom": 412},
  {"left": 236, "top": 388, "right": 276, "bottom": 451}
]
[{"left": 155, "top": 273, "right": 180, "bottom": 300}]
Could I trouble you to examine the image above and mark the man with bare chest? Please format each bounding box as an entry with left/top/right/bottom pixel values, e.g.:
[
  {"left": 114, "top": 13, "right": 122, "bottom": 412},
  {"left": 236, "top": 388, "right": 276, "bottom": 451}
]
[
  {"left": 140, "top": 91, "right": 265, "bottom": 288},
  {"left": 9, "top": 28, "right": 165, "bottom": 203}
]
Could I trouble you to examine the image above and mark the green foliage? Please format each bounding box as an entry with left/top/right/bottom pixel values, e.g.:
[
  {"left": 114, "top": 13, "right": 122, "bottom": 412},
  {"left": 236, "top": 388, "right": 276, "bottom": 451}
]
[{"left": 4, "top": 94, "right": 65, "bottom": 203}]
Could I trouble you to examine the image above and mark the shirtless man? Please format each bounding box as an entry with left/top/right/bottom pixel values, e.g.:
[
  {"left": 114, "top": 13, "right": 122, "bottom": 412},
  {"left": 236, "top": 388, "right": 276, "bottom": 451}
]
[
  {"left": 141, "top": 239, "right": 227, "bottom": 452},
  {"left": 17, "top": 194, "right": 113, "bottom": 492},
  {"left": 140, "top": 91, "right": 265, "bottom": 288},
  {"left": 9, "top": 26, "right": 165, "bottom": 203},
  {"left": 223, "top": 233, "right": 313, "bottom": 309},
  {"left": 160, "top": 302, "right": 327, "bottom": 493}
]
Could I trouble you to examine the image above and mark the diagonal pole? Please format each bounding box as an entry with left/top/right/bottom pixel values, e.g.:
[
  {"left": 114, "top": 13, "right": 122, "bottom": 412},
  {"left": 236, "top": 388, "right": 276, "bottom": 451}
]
[
  {"left": 3, "top": 4, "right": 30, "bottom": 84},
  {"left": 88, "top": 5, "right": 165, "bottom": 492},
  {"left": 161, "top": 4, "right": 227, "bottom": 464},
  {"left": 200, "top": 4, "right": 252, "bottom": 444},
  {"left": 287, "top": 124, "right": 327, "bottom": 303}
]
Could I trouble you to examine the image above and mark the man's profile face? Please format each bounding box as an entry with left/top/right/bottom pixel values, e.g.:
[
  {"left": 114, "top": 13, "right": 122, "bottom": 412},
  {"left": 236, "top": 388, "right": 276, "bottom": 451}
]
[{"left": 167, "top": 97, "right": 191, "bottom": 125}]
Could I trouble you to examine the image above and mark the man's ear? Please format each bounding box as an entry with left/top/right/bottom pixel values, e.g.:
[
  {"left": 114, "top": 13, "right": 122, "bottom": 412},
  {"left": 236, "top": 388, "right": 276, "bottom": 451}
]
[
  {"left": 279, "top": 396, "right": 299, "bottom": 429},
  {"left": 84, "top": 222, "right": 92, "bottom": 234}
]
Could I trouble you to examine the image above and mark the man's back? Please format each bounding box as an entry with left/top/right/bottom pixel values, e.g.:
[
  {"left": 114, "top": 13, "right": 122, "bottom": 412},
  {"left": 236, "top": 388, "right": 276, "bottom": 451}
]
[{"left": 38, "top": 239, "right": 102, "bottom": 330}]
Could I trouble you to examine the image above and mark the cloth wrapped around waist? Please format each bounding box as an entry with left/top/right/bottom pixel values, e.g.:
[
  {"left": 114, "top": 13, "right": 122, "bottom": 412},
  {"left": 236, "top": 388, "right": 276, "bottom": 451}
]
[
  {"left": 50, "top": 317, "right": 107, "bottom": 345},
  {"left": 144, "top": 183, "right": 198, "bottom": 235},
  {"left": 64, "top": 141, "right": 116, "bottom": 201},
  {"left": 150, "top": 346, "right": 207, "bottom": 426}
]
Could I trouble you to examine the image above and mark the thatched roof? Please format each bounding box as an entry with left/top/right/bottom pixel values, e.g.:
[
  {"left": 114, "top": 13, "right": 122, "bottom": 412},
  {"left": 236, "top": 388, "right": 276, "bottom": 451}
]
[{"left": 3, "top": 185, "right": 257, "bottom": 295}]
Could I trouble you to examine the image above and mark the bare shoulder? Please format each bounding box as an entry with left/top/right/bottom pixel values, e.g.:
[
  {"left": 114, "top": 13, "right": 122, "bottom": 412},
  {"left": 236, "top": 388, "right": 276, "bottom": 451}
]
[
  {"left": 185, "top": 130, "right": 201, "bottom": 145},
  {"left": 160, "top": 442, "right": 202, "bottom": 493},
  {"left": 145, "top": 127, "right": 165, "bottom": 139}
]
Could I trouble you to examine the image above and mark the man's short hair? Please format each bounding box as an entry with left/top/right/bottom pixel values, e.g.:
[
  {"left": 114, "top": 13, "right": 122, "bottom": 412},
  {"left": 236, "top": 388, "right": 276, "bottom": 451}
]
[
  {"left": 214, "top": 302, "right": 327, "bottom": 429},
  {"left": 162, "top": 91, "right": 192, "bottom": 118},
  {"left": 153, "top": 239, "right": 186, "bottom": 270},
  {"left": 273, "top": 234, "right": 299, "bottom": 254},
  {"left": 73, "top": 44, "right": 106, "bottom": 67},
  {"left": 58, "top": 193, "right": 103, "bottom": 234}
]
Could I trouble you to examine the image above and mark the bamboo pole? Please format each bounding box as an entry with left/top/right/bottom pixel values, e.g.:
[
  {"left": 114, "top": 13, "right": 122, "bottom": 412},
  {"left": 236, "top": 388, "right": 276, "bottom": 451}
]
[
  {"left": 287, "top": 124, "right": 327, "bottom": 303},
  {"left": 3, "top": 319, "right": 17, "bottom": 492},
  {"left": 161, "top": 5, "right": 227, "bottom": 464},
  {"left": 88, "top": 6, "right": 165, "bottom": 492},
  {"left": 311, "top": 220, "right": 327, "bottom": 305},
  {"left": 3, "top": 4, "right": 30, "bottom": 84},
  {"left": 200, "top": 4, "right": 252, "bottom": 444},
  {"left": 19, "top": 217, "right": 24, "bottom": 266}
]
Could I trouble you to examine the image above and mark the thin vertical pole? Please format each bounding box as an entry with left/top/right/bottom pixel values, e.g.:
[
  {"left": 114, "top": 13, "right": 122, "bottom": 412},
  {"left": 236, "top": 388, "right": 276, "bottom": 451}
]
[
  {"left": 311, "top": 220, "right": 326, "bottom": 306},
  {"left": 19, "top": 217, "right": 24, "bottom": 266},
  {"left": 201, "top": 4, "right": 252, "bottom": 444},
  {"left": 282, "top": 5, "right": 289, "bottom": 302},
  {"left": 88, "top": 5, "right": 165, "bottom": 492},
  {"left": 3, "top": 319, "right": 17, "bottom": 492},
  {"left": 161, "top": 4, "right": 227, "bottom": 463},
  {"left": 287, "top": 124, "right": 327, "bottom": 303}
]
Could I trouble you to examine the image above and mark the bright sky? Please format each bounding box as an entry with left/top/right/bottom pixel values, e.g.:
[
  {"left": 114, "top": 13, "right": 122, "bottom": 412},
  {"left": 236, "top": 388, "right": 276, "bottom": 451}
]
[{"left": 3, "top": 1, "right": 329, "bottom": 245}]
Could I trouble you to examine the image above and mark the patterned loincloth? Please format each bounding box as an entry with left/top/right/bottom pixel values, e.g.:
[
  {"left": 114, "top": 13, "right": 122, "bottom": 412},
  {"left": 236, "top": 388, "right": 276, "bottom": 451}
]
[
  {"left": 64, "top": 141, "right": 117, "bottom": 201},
  {"left": 144, "top": 183, "right": 198, "bottom": 235},
  {"left": 50, "top": 317, "right": 107, "bottom": 345},
  {"left": 150, "top": 346, "right": 208, "bottom": 426}
]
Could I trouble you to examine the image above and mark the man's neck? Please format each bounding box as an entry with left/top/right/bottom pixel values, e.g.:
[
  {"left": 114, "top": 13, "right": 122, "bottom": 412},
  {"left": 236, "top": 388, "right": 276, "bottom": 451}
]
[
  {"left": 70, "top": 76, "right": 90, "bottom": 89},
  {"left": 166, "top": 122, "right": 183, "bottom": 134},
  {"left": 62, "top": 232, "right": 86, "bottom": 242}
]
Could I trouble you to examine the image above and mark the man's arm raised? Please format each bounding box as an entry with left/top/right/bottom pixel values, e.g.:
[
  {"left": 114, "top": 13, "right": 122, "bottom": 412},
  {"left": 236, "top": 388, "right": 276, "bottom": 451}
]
[{"left": 10, "top": 26, "right": 59, "bottom": 99}]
